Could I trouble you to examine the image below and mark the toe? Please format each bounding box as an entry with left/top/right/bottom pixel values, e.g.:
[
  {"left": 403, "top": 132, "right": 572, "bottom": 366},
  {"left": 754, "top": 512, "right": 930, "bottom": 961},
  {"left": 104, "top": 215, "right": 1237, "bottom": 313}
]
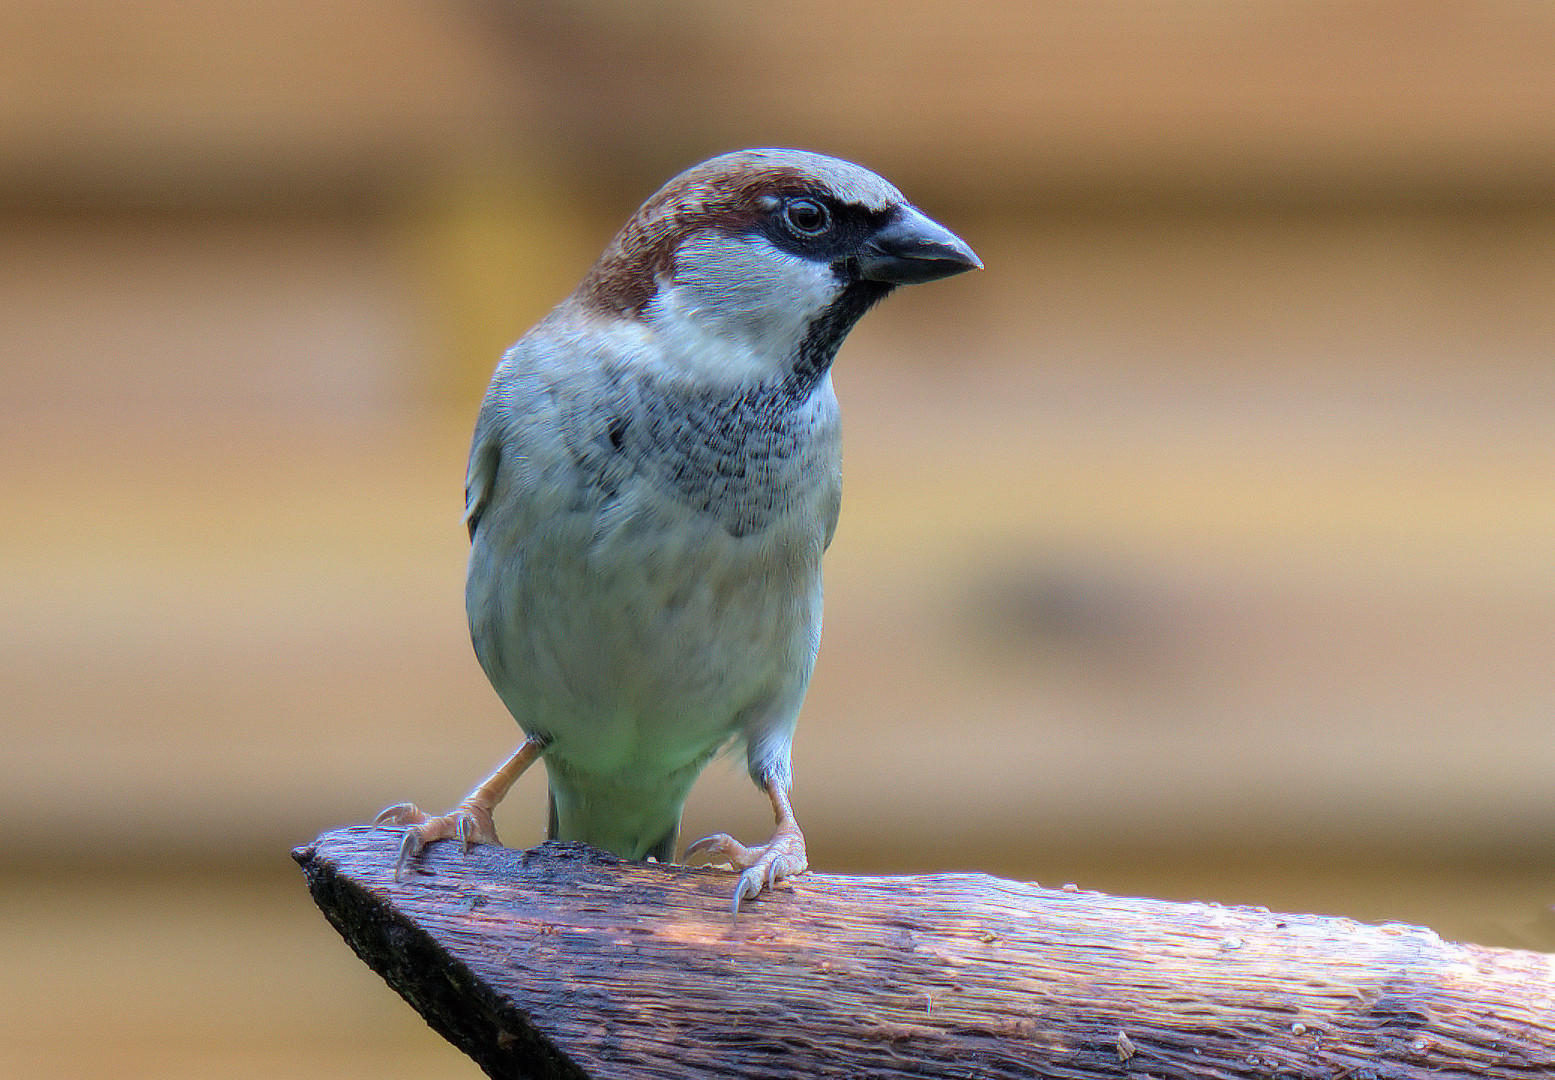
[
  {"left": 375, "top": 802, "right": 429, "bottom": 827},
  {"left": 453, "top": 806, "right": 496, "bottom": 852},
  {"left": 684, "top": 832, "right": 731, "bottom": 857},
  {"left": 685, "top": 833, "right": 758, "bottom": 868}
]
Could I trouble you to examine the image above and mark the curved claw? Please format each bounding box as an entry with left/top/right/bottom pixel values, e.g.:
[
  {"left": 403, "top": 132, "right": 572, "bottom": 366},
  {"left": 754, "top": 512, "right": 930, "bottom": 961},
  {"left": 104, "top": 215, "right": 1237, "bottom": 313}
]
[
  {"left": 394, "top": 825, "right": 426, "bottom": 880},
  {"left": 374, "top": 802, "right": 429, "bottom": 827},
  {"left": 732, "top": 867, "right": 766, "bottom": 915}
]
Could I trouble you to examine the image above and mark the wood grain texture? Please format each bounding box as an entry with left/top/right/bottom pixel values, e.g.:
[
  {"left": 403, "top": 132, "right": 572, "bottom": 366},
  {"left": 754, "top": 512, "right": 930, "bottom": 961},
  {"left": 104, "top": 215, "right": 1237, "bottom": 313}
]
[{"left": 296, "top": 827, "right": 1555, "bottom": 1079}]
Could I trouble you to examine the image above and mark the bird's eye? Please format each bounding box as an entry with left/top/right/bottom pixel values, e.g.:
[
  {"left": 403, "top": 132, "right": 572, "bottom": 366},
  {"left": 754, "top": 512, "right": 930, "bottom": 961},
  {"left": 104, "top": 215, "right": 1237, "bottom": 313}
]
[{"left": 783, "top": 197, "right": 830, "bottom": 236}]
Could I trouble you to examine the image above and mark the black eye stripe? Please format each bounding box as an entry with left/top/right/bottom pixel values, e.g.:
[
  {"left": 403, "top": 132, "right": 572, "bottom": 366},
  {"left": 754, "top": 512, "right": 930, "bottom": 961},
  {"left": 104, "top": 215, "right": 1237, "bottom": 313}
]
[{"left": 760, "top": 197, "right": 893, "bottom": 265}]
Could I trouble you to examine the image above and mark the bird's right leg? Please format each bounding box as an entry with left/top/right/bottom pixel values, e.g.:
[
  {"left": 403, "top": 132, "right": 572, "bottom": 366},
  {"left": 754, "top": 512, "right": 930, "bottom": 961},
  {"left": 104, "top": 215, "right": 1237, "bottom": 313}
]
[
  {"left": 685, "top": 777, "right": 808, "bottom": 914},
  {"left": 375, "top": 732, "right": 550, "bottom": 879}
]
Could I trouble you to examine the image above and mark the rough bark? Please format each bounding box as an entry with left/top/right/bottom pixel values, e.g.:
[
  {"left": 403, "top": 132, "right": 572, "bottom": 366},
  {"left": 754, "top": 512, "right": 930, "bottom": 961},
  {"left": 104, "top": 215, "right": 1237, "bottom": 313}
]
[{"left": 295, "top": 826, "right": 1555, "bottom": 1079}]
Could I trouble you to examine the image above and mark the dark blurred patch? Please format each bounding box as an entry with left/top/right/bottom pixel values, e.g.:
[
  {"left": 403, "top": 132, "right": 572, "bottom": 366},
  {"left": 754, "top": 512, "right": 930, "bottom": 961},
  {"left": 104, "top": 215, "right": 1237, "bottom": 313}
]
[{"left": 960, "top": 556, "right": 1177, "bottom": 680}]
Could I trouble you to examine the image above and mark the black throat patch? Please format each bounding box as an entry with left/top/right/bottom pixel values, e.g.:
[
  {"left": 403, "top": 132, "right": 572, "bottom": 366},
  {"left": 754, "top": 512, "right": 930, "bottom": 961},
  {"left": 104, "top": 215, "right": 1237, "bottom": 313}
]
[{"left": 782, "top": 277, "right": 894, "bottom": 400}]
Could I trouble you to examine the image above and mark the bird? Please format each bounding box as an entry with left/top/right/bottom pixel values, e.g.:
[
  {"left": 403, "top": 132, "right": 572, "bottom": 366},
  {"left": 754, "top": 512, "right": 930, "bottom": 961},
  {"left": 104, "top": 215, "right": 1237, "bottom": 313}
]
[{"left": 376, "top": 148, "right": 980, "bottom": 911}]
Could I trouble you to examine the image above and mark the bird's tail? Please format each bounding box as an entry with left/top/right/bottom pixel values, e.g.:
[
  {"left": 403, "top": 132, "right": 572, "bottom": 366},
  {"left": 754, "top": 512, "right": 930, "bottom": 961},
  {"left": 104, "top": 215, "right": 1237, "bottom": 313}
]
[{"left": 546, "top": 781, "right": 682, "bottom": 864}]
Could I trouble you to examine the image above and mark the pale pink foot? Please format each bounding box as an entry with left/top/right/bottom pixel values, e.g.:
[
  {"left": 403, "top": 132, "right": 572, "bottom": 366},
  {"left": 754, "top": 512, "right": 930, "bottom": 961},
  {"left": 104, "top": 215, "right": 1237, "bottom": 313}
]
[
  {"left": 686, "top": 820, "right": 808, "bottom": 913},
  {"left": 371, "top": 734, "right": 549, "bottom": 880},
  {"left": 374, "top": 800, "right": 499, "bottom": 879}
]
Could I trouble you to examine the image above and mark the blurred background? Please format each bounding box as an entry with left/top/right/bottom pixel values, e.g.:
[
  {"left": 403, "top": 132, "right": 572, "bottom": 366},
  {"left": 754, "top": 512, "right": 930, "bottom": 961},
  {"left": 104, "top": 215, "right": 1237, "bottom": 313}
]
[{"left": 4, "top": 1, "right": 1555, "bottom": 1076}]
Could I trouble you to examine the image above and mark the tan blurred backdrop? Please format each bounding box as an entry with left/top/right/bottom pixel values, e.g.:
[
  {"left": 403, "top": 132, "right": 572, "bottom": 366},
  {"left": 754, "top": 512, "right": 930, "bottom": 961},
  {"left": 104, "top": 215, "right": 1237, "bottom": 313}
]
[{"left": 4, "top": 2, "right": 1555, "bottom": 1077}]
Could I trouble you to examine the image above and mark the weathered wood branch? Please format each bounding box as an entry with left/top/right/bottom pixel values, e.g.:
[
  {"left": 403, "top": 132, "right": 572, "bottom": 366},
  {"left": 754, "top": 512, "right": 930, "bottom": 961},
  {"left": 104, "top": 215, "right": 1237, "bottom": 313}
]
[{"left": 296, "top": 826, "right": 1555, "bottom": 1079}]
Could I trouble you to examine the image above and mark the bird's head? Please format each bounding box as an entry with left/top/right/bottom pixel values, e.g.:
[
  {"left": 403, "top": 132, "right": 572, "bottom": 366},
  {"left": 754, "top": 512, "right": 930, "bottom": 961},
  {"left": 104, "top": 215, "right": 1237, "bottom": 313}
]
[{"left": 574, "top": 149, "right": 981, "bottom": 389}]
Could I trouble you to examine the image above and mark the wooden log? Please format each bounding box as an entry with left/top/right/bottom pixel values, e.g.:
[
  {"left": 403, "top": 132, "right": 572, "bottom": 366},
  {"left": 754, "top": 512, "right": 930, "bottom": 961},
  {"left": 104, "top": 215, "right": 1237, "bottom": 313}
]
[{"left": 295, "top": 826, "right": 1555, "bottom": 1079}]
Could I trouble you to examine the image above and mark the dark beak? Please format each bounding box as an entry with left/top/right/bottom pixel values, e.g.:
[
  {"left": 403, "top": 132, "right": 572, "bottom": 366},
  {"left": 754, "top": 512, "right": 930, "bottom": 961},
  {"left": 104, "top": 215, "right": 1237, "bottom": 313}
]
[{"left": 855, "top": 205, "right": 982, "bottom": 285}]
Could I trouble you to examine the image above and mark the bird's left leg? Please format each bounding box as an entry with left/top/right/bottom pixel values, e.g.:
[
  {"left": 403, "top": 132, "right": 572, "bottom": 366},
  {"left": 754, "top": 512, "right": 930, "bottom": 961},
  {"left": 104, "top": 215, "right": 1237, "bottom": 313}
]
[
  {"left": 686, "top": 779, "right": 808, "bottom": 913},
  {"left": 375, "top": 732, "right": 550, "bottom": 879}
]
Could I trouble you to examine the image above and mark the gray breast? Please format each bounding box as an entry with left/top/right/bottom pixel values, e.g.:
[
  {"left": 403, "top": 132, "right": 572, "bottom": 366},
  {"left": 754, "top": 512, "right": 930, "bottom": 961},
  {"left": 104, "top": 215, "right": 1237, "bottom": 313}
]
[{"left": 567, "top": 375, "right": 834, "bottom": 537}]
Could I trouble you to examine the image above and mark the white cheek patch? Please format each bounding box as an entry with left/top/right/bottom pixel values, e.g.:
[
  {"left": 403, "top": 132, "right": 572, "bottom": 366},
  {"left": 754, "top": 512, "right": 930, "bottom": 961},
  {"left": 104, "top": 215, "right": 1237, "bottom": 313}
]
[{"left": 642, "top": 232, "right": 842, "bottom": 385}]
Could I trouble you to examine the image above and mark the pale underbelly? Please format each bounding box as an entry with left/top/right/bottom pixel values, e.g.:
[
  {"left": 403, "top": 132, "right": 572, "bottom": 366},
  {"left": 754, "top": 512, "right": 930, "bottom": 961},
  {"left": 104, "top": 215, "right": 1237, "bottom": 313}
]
[{"left": 469, "top": 510, "right": 822, "bottom": 780}]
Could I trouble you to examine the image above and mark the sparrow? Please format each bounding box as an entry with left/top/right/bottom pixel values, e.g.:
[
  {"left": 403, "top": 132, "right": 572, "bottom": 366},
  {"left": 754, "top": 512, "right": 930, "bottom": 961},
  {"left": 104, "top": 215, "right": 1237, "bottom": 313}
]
[{"left": 377, "top": 149, "right": 980, "bottom": 911}]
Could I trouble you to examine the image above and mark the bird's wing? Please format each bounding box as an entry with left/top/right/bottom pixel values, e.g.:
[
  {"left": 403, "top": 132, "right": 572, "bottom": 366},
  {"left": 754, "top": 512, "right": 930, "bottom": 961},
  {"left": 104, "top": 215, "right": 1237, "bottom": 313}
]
[
  {"left": 463, "top": 327, "right": 635, "bottom": 544},
  {"left": 464, "top": 421, "right": 500, "bottom": 540},
  {"left": 463, "top": 390, "right": 506, "bottom": 540}
]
